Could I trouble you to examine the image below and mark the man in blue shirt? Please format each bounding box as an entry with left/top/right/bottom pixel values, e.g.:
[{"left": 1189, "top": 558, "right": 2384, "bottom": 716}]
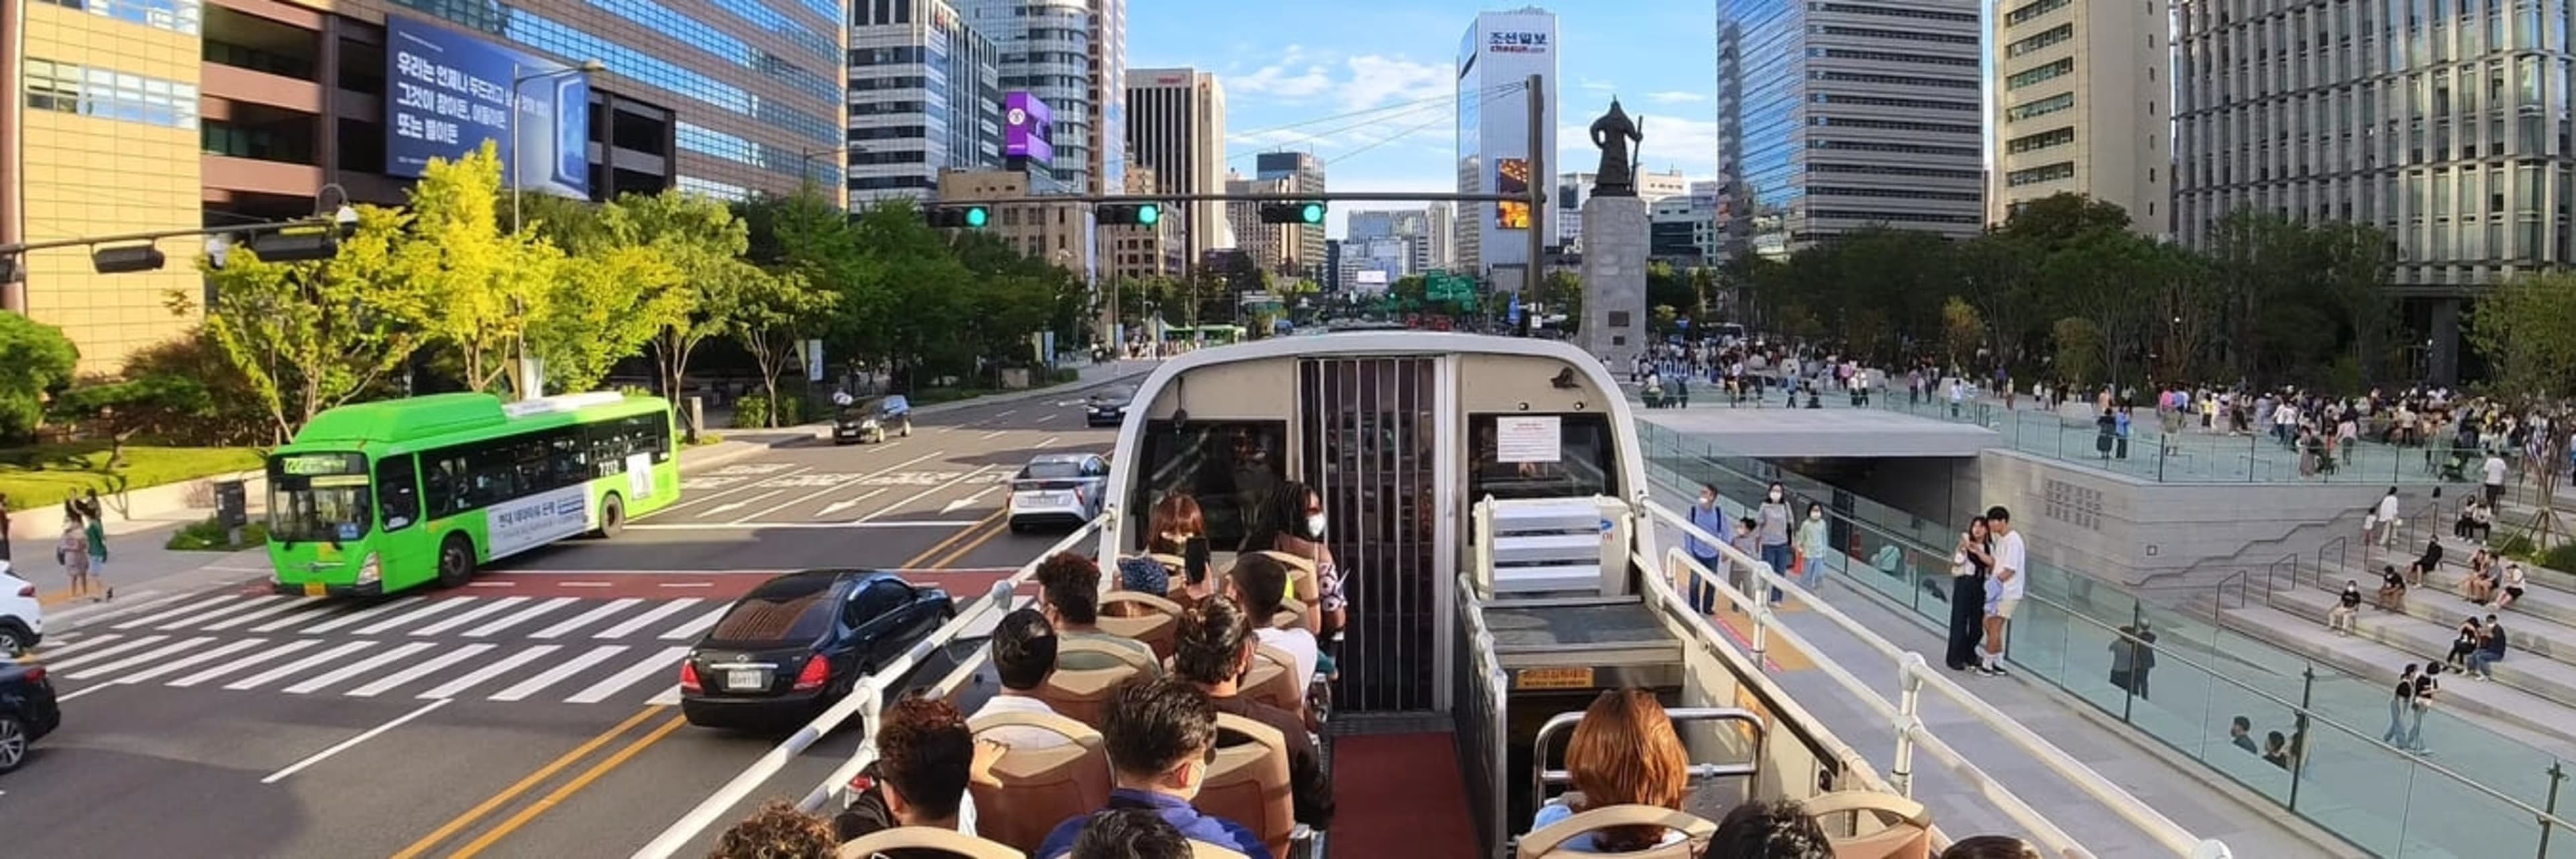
[
  {"left": 1684, "top": 484, "right": 1731, "bottom": 614},
  {"left": 1034, "top": 676, "right": 1272, "bottom": 859}
]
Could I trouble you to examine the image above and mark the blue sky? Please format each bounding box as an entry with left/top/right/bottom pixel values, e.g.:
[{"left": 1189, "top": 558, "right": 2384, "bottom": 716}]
[{"left": 1126, "top": 1, "right": 1723, "bottom": 238}]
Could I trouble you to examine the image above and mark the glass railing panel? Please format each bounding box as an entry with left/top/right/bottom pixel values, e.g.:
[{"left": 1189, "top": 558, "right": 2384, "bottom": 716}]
[{"left": 2400, "top": 757, "right": 2552, "bottom": 858}]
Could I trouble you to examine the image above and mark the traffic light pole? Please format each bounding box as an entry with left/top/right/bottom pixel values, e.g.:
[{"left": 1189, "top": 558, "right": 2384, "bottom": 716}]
[{"left": 1525, "top": 72, "right": 1545, "bottom": 336}]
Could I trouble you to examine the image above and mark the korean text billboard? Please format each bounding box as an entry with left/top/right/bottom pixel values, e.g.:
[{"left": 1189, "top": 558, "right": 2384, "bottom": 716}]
[
  {"left": 1496, "top": 158, "right": 1532, "bottom": 229},
  {"left": 385, "top": 16, "right": 590, "bottom": 199},
  {"left": 1005, "top": 92, "right": 1054, "bottom": 164}
]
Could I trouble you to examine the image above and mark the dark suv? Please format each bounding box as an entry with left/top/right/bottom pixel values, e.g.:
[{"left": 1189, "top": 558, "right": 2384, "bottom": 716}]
[{"left": 0, "top": 662, "right": 61, "bottom": 774}]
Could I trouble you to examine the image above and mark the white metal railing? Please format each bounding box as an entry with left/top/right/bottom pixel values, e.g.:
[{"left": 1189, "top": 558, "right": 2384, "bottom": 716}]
[
  {"left": 633, "top": 512, "right": 1111, "bottom": 859},
  {"left": 1454, "top": 572, "right": 1510, "bottom": 856},
  {"left": 1640, "top": 501, "right": 2233, "bottom": 859}
]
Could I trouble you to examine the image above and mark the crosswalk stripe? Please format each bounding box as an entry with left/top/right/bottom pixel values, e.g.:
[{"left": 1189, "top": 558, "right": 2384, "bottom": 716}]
[
  {"left": 60, "top": 636, "right": 216, "bottom": 680},
  {"left": 419, "top": 645, "right": 559, "bottom": 699},
  {"left": 32, "top": 633, "right": 123, "bottom": 658},
  {"left": 647, "top": 685, "right": 683, "bottom": 705},
  {"left": 490, "top": 645, "right": 627, "bottom": 701},
  {"left": 463, "top": 597, "right": 578, "bottom": 637},
  {"left": 531, "top": 598, "right": 643, "bottom": 639},
  {"left": 199, "top": 599, "right": 327, "bottom": 632},
  {"left": 224, "top": 640, "right": 378, "bottom": 691},
  {"left": 64, "top": 592, "right": 191, "bottom": 626},
  {"left": 114, "top": 639, "right": 270, "bottom": 686},
  {"left": 250, "top": 600, "right": 374, "bottom": 634},
  {"left": 168, "top": 640, "right": 324, "bottom": 687},
  {"left": 347, "top": 644, "right": 497, "bottom": 697},
  {"left": 283, "top": 642, "right": 437, "bottom": 694},
  {"left": 350, "top": 599, "right": 474, "bottom": 636},
  {"left": 565, "top": 646, "right": 690, "bottom": 704},
  {"left": 299, "top": 599, "right": 427, "bottom": 634},
  {"left": 154, "top": 597, "right": 293, "bottom": 631},
  {"left": 594, "top": 599, "right": 704, "bottom": 639},
  {"left": 410, "top": 597, "right": 532, "bottom": 636},
  {"left": 42, "top": 635, "right": 172, "bottom": 672},
  {"left": 659, "top": 605, "right": 731, "bottom": 640},
  {"left": 115, "top": 595, "right": 246, "bottom": 629}
]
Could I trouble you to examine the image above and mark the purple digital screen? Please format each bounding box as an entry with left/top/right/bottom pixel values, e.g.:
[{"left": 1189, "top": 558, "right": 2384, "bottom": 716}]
[{"left": 1004, "top": 92, "right": 1054, "bottom": 164}]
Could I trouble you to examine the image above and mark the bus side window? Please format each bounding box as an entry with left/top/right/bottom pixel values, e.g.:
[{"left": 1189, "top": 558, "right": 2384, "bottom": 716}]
[
  {"left": 379, "top": 454, "right": 422, "bottom": 532},
  {"left": 424, "top": 450, "right": 466, "bottom": 519}
]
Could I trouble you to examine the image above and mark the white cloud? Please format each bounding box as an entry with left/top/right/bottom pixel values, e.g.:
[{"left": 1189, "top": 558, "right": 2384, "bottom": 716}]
[
  {"left": 1228, "top": 44, "right": 1337, "bottom": 100},
  {"left": 1576, "top": 77, "right": 1617, "bottom": 93},
  {"left": 1228, "top": 128, "right": 1337, "bottom": 150},
  {"left": 1648, "top": 91, "right": 1707, "bottom": 104},
  {"left": 1338, "top": 55, "right": 1454, "bottom": 111}
]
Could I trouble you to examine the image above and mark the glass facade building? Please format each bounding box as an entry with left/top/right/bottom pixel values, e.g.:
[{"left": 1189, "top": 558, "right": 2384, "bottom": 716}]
[
  {"left": 848, "top": 0, "right": 1003, "bottom": 203},
  {"left": 1454, "top": 7, "right": 1558, "bottom": 281},
  {"left": 959, "top": 0, "right": 1122, "bottom": 195},
  {"left": 2171, "top": 0, "right": 2576, "bottom": 381}
]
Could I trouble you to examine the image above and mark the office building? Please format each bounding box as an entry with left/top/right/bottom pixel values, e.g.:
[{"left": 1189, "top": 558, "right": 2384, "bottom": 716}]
[
  {"left": 1256, "top": 151, "right": 1326, "bottom": 276},
  {"left": 1323, "top": 238, "right": 1343, "bottom": 292},
  {"left": 938, "top": 167, "right": 1091, "bottom": 272},
  {"left": 959, "top": 0, "right": 1122, "bottom": 195},
  {"left": 849, "top": 0, "right": 1004, "bottom": 204},
  {"left": 1454, "top": 7, "right": 1558, "bottom": 285},
  {"left": 1650, "top": 196, "right": 1707, "bottom": 262},
  {"left": 1989, "top": 0, "right": 2169, "bottom": 232},
  {"left": 1556, "top": 168, "right": 1688, "bottom": 253},
  {"left": 1348, "top": 207, "right": 1452, "bottom": 275},
  {"left": 1714, "top": 0, "right": 1984, "bottom": 260},
  {"left": 2172, "top": 1, "right": 2576, "bottom": 382},
  {"left": 1103, "top": 163, "right": 1182, "bottom": 283},
  {"left": 1126, "top": 67, "right": 1228, "bottom": 260},
  {"left": 1225, "top": 172, "right": 1308, "bottom": 276},
  {"left": 4, "top": 0, "right": 845, "bottom": 371}
]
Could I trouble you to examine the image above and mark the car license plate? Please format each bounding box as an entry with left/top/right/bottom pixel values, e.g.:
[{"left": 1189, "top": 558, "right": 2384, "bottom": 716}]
[
  {"left": 303, "top": 581, "right": 327, "bottom": 597},
  {"left": 727, "top": 668, "right": 766, "bottom": 691}
]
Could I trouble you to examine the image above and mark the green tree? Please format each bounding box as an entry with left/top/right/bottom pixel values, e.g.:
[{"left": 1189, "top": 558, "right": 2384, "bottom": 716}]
[
  {"left": 1542, "top": 270, "right": 1583, "bottom": 335},
  {"left": 525, "top": 192, "right": 702, "bottom": 392},
  {"left": 621, "top": 191, "right": 757, "bottom": 422},
  {"left": 2043, "top": 228, "right": 2161, "bottom": 389},
  {"left": 1956, "top": 233, "right": 2041, "bottom": 373},
  {"left": 2469, "top": 272, "right": 2576, "bottom": 401},
  {"left": 179, "top": 204, "right": 425, "bottom": 441},
  {"left": 1940, "top": 296, "right": 1984, "bottom": 371},
  {"left": 50, "top": 373, "right": 211, "bottom": 469},
  {"left": 2051, "top": 317, "right": 2104, "bottom": 387},
  {"left": 732, "top": 268, "right": 829, "bottom": 426},
  {"left": 118, "top": 330, "right": 269, "bottom": 445},
  {"left": 398, "top": 142, "right": 566, "bottom": 397},
  {"left": 0, "top": 313, "right": 78, "bottom": 441}
]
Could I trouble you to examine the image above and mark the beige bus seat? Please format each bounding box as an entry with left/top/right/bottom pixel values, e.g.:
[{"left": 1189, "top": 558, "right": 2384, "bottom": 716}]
[
  {"left": 1239, "top": 643, "right": 1305, "bottom": 717},
  {"left": 1233, "top": 550, "right": 1318, "bottom": 631},
  {"left": 966, "top": 711, "right": 1110, "bottom": 855},
  {"left": 1097, "top": 591, "right": 1185, "bottom": 662},
  {"left": 1197, "top": 713, "right": 1295, "bottom": 859},
  {"left": 835, "top": 827, "right": 1024, "bottom": 859},
  {"left": 1040, "top": 638, "right": 1153, "bottom": 729},
  {"left": 1514, "top": 805, "right": 1717, "bottom": 859},
  {"left": 1803, "top": 791, "right": 1934, "bottom": 859},
  {"left": 1188, "top": 841, "right": 1250, "bottom": 859}
]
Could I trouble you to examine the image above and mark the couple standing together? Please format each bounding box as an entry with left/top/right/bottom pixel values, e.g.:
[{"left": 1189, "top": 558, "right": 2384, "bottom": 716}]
[{"left": 1946, "top": 507, "right": 2025, "bottom": 676}]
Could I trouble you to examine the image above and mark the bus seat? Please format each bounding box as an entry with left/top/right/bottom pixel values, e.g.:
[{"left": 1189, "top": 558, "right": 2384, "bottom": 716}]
[
  {"left": 1097, "top": 591, "right": 1185, "bottom": 661},
  {"left": 1246, "top": 550, "right": 1320, "bottom": 602},
  {"left": 1271, "top": 597, "right": 1309, "bottom": 632},
  {"left": 967, "top": 711, "right": 1110, "bottom": 855},
  {"left": 1513, "top": 805, "right": 1716, "bottom": 859},
  {"left": 1198, "top": 713, "right": 1295, "bottom": 859},
  {"left": 835, "top": 826, "right": 1025, "bottom": 859},
  {"left": 1240, "top": 644, "right": 1304, "bottom": 716},
  {"left": 1188, "top": 841, "right": 1250, "bottom": 859},
  {"left": 1040, "top": 640, "right": 1151, "bottom": 728},
  {"left": 1801, "top": 791, "right": 1933, "bottom": 859}
]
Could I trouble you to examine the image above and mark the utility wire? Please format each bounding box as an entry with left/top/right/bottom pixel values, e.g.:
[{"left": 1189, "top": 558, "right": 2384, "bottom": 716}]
[
  {"left": 1223, "top": 80, "right": 1529, "bottom": 143},
  {"left": 1324, "top": 81, "right": 1525, "bottom": 166},
  {"left": 1230, "top": 92, "right": 1471, "bottom": 165}
]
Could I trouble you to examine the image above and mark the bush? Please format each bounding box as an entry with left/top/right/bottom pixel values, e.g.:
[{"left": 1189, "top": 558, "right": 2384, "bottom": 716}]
[
  {"left": 775, "top": 391, "right": 809, "bottom": 426},
  {"left": 168, "top": 516, "right": 269, "bottom": 551},
  {"left": 731, "top": 395, "right": 771, "bottom": 429},
  {"left": 2544, "top": 542, "right": 2576, "bottom": 574},
  {"left": 1046, "top": 366, "right": 1079, "bottom": 385}
]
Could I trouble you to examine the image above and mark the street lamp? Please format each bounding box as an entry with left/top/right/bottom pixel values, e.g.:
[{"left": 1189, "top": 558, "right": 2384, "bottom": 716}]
[{"left": 509, "top": 59, "right": 606, "bottom": 234}]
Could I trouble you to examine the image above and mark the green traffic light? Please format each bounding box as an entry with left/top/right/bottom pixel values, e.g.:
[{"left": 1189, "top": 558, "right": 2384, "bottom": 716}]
[
  {"left": 1300, "top": 203, "right": 1324, "bottom": 224},
  {"left": 1137, "top": 204, "right": 1161, "bottom": 226},
  {"left": 965, "top": 207, "right": 989, "bottom": 228}
]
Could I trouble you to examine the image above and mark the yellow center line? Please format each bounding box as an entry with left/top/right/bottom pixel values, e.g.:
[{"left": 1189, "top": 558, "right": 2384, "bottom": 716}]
[
  {"left": 901, "top": 509, "right": 1005, "bottom": 570},
  {"left": 444, "top": 714, "right": 692, "bottom": 859},
  {"left": 926, "top": 516, "right": 1014, "bottom": 570},
  {"left": 388, "top": 705, "right": 666, "bottom": 859}
]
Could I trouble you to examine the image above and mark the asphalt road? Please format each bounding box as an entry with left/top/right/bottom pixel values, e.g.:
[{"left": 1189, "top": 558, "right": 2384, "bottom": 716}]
[{"left": 1, "top": 381, "right": 1130, "bottom": 858}]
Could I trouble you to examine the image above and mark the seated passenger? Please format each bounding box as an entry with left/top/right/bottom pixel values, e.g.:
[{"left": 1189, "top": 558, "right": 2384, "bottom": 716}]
[
  {"left": 2497, "top": 562, "right": 2529, "bottom": 611},
  {"left": 971, "top": 607, "right": 1075, "bottom": 750},
  {"left": 832, "top": 696, "right": 1002, "bottom": 848},
  {"left": 2405, "top": 539, "right": 2443, "bottom": 587},
  {"left": 1261, "top": 481, "right": 1346, "bottom": 642},
  {"left": 1226, "top": 553, "right": 1318, "bottom": 694},
  {"left": 1038, "top": 552, "right": 1160, "bottom": 670},
  {"left": 1939, "top": 834, "right": 2043, "bottom": 859},
  {"left": 716, "top": 799, "right": 838, "bottom": 859},
  {"left": 1119, "top": 493, "right": 1214, "bottom": 605},
  {"left": 1066, "top": 808, "right": 1193, "bottom": 859},
  {"left": 2465, "top": 550, "right": 2499, "bottom": 604},
  {"left": 1529, "top": 688, "right": 1691, "bottom": 853},
  {"left": 1034, "top": 676, "right": 1273, "bottom": 859},
  {"left": 1707, "top": 799, "right": 1834, "bottom": 859},
  {"left": 1172, "top": 596, "right": 1334, "bottom": 831},
  {"left": 2326, "top": 580, "right": 2363, "bottom": 635},
  {"left": 2377, "top": 564, "right": 2407, "bottom": 612}
]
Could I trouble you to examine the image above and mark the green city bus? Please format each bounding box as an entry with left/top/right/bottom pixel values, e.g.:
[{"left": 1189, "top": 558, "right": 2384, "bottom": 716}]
[{"left": 265, "top": 391, "right": 681, "bottom": 597}]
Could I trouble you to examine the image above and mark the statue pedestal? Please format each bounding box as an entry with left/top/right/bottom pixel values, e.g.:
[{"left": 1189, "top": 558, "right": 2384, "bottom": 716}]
[{"left": 1578, "top": 195, "right": 1650, "bottom": 370}]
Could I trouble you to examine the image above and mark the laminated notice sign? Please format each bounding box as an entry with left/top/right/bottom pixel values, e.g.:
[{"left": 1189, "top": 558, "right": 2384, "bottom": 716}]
[{"left": 1496, "top": 416, "right": 1562, "bottom": 463}]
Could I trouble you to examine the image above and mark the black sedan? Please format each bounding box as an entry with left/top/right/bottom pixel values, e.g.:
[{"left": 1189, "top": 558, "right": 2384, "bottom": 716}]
[
  {"left": 0, "top": 662, "right": 60, "bottom": 774},
  {"left": 679, "top": 570, "right": 953, "bottom": 729},
  {"left": 1084, "top": 385, "right": 1138, "bottom": 427}
]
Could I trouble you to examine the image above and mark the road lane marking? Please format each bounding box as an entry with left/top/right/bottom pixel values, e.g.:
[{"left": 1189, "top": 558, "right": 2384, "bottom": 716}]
[
  {"left": 898, "top": 509, "right": 1006, "bottom": 571},
  {"left": 167, "top": 640, "right": 323, "bottom": 687},
  {"left": 561, "top": 582, "right": 610, "bottom": 588},
  {"left": 260, "top": 699, "right": 453, "bottom": 784},
  {"left": 661, "top": 464, "right": 816, "bottom": 511},
  {"left": 249, "top": 601, "right": 362, "bottom": 634},
  {"left": 44, "top": 591, "right": 191, "bottom": 627},
  {"left": 994, "top": 409, "right": 1016, "bottom": 418},
  {"left": 593, "top": 599, "right": 703, "bottom": 639},
  {"left": 736, "top": 449, "right": 947, "bottom": 523},
  {"left": 283, "top": 641, "right": 439, "bottom": 694},
  {"left": 145, "top": 596, "right": 284, "bottom": 631},
  {"left": 1034, "top": 436, "right": 1060, "bottom": 448},
  {"left": 223, "top": 640, "right": 378, "bottom": 690},
  {"left": 410, "top": 597, "right": 533, "bottom": 636},
  {"left": 445, "top": 713, "right": 690, "bottom": 858},
  {"left": 1034, "top": 412, "right": 1058, "bottom": 423},
  {"left": 462, "top": 597, "right": 579, "bottom": 637},
  {"left": 40, "top": 635, "right": 172, "bottom": 672},
  {"left": 114, "top": 595, "right": 247, "bottom": 629},
  {"left": 489, "top": 645, "right": 628, "bottom": 701},
  {"left": 419, "top": 646, "right": 561, "bottom": 699},
  {"left": 60, "top": 636, "right": 215, "bottom": 680},
  {"left": 349, "top": 598, "right": 474, "bottom": 636},
  {"left": 697, "top": 489, "right": 786, "bottom": 519},
  {"left": 979, "top": 430, "right": 1008, "bottom": 439},
  {"left": 531, "top": 598, "right": 643, "bottom": 639},
  {"left": 927, "top": 516, "right": 1014, "bottom": 570},
  {"left": 814, "top": 487, "right": 890, "bottom": 519},
  {"left": 657, "top": 605, "right": 730, "bottom": 640},
  {"left": 111, "top": 638, "right": 268, "bottom": 686},
  {"left": 938, "top": 486, "right": 1003, "bottom": 515},
  {"left": 386, "top": 705, "right": 667, "bottom": 859},
  {"left": 468, "top": 581, "right": 516, "bottom": 588},
  {"left": 296, "top": 599, "right": 424, "bottom": 634},
  {"left": 347, "top": 644, "right": 496, "bottom": 697},
  {"left": 657, "top": 582, "right": 712, "bottom": 589},
  {"left": 627, "top": 519, "right": 980, "bottom": 531},
  {"left": 564, "top": 646, "right": 689, "bottom": 703},
  {"left": 29, "top": 632, "right": 123, "bottom": 658},
  {"left": 647, "top": 685, "right": 682, "bottom": 705},
  {"left": 860, "top": 466, "right": 997, "bottom": 522},
  {"left": 198, "top": 598, "right": 325, "bottom": 631}
]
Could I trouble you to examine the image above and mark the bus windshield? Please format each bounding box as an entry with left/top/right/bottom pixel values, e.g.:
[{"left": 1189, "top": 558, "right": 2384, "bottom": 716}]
[{"left": 269, "top": 452, "right": 374, "bottom": 544}]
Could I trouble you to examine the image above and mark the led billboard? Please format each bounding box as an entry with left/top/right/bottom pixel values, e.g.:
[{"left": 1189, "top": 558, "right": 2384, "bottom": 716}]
[
  {"left": 1496, "top": 157, "right": 1532, "bottom": 229},
  {"left": 385, "top": 15, "right": 589, "bottom": 199},
  {"left": 1005, "top": 92, "right": 1054, "bottom": 164}
]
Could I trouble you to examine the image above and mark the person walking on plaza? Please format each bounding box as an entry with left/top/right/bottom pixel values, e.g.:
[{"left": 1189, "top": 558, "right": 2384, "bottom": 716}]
[
  {"left": 1946, "top": 517, "right": 1994, "bottom": 670},
  {"left": 2402, "top": 662, "right": 2442, "bottom": 753},
  {"left": 84, "top": 505, "right": 110, "bottom": 601},
  {"left": 1757, "top": 484, "right": 1794, "bottom": 605},
  {"left": 2383, "top": 664, "right": 2419, "bottom": 746},
  {"left": 57, "top": 514, "right": 90, "bottom": 601},
  {"left": 2374, "top": 487, "right": 2402, "bottom": 548},
  {"left": 1794, "top": 502, "right": 1830, "bottom": 591},
  {"left": 1979, "top": 506, "right": 2026, "bottom": 677},
  {"left": 1683, "top": 486, "right": 1730, "bottom": 615},
  {"left": 2483, "top": 450, "right": 2510, "bottom": 508}
]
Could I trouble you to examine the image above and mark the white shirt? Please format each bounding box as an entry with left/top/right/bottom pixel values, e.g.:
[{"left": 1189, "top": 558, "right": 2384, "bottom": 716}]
[
  {"left": 970, "top": 693, "right": 1074, "bottom": 750},
  {"left": 2377, "top": 495, "right": 2400, "bottom": 521},
  {"left": 2485, "top": 456, "right": 2508, "bottom": 486},
  {"left": 1254, "top": 626, "right": 1321, "bottom": 695},
  {"left": 1993, "top": 531, "right": 2028, "bottom": 601}
]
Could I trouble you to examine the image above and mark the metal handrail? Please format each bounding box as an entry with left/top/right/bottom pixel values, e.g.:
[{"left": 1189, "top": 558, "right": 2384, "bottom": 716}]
[
  {"left": 635, "top": 514, "right": 1110, "bottom": 859},
  {"left": 1454, "top": 572, "right": 1510, "bottom": 859},
  {"left": 1527, "top": 707, "right": 1766, "bottom": 811}
]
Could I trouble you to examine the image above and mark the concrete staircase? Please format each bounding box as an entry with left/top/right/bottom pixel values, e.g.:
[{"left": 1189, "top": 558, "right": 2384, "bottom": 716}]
[{"left": 1486, "top": 498, "right": 1606, "bottom": 595}]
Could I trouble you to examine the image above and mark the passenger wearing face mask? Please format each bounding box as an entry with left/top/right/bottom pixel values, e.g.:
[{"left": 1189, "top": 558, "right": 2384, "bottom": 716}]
[
  {"left": 1757, "top": 483, "right": 1795, "bottom": 605},
  {"left": 1682, "top": 485, "right": 1731, "bottom": 614},
  {"left": 1794, "top": 503, "right": 1831, "bottom": 591},
  {"left": 1267, "top": 482, "right": 1346, "bottom": 643}
]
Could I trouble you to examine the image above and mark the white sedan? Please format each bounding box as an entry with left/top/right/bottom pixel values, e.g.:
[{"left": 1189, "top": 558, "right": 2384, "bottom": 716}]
[
  {"left": 0, "top": 562, "right": 45, "bottom": 656},
  {"left": 1006, "top": 453, "right": 1109, "bottom": 532}
]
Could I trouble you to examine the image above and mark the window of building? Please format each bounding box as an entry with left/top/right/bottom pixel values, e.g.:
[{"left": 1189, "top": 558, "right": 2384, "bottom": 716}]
[
  {"left": 21, "top": 58, "right": 199, "bottom": 130},
  {"left": 2006, "top": 92, "right": 2077, "bottom": 121},
  {"left": 2006, "top": 162, "right": 2078, "bottom": 187},
  {"left": 2004, "top": 0, "right": 2072, "bottom": 26},
  {"left": 2006, "top": 58, "right": 2076, "bottom": 90},
  {"left": 2005, "top": 23, "right": 2076, "bottom": 58},
  {"left": 2006, "top": 126, "right": 2077, "bottom": 154},
  {"left": 38, "top": 0, "right": 199, "bottom": 35}
]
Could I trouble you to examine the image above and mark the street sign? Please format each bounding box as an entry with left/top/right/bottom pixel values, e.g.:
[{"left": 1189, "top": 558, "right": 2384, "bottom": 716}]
[
  {"left": 804, "top": 339, "right": 825, "bottom": 382},
  {"left": 1507, "top": 293, "right": 1522, "bottom": 325}
]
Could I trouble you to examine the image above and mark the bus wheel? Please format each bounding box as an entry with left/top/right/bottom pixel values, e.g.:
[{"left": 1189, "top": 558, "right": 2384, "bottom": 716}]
[
  {"left": 436, "top": 535, "right": 476, "bottom": 589},
  {"left": 596, "top": 493, "right": 626, "bottom": 539}
]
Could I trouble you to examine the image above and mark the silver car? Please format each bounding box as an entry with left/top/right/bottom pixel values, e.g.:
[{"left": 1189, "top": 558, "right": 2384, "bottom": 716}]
[{"left": 1006, "top": 453, "right": 1108, "bottom": 532}]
